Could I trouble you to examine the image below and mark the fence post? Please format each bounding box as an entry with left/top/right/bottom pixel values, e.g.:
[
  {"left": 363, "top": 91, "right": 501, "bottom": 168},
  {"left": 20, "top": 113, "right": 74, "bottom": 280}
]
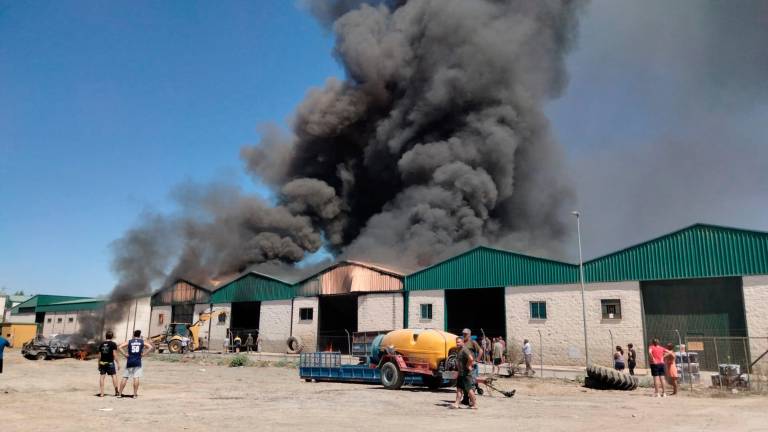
[
  {"left": 686, "top": 336, "right": 693, "bottom": 392},
  {"left": 742, "top": 337, "right": 750, "bottom": 391},
  {"left": 538, "top": 329, "right": 543, "bottom": 378},
  {"left": 713, "top": 337, "right": 722, "bottom": 392},
  {"left": 609, "top": 329, "right": 614, "bottom": 367}
]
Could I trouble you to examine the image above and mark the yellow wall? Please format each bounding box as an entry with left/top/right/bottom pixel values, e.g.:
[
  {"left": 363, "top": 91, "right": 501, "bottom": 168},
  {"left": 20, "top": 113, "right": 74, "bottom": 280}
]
[{"left": 1, "top": 323, "right": 38, "bottom": 347}]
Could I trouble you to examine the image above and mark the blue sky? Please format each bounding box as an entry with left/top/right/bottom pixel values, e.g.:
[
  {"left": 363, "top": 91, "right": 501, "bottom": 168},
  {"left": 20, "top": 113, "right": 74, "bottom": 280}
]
[{"left": 2, "top": 1, "right": 766, "bottom": 297}]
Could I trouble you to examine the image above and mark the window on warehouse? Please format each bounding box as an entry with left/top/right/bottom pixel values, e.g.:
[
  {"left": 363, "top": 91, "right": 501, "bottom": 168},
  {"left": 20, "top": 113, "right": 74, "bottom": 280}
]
[
  {"left": 57, "top": 317, "right": 62, "bottom": 323},
  {"left": 530, "top": 301, "right": 547, "bottom": 320},
  {"left": 68, "top": 317, "right": 74, "bottom": 323},
  {"left": 299, "top": 307, "right": 313, "bottom": 321},
  {"left": 601, "top": 299, "right": 621, "bottom": 319},
  {"left": 420, "top": 304, "right": 433, "bottom": 320}
]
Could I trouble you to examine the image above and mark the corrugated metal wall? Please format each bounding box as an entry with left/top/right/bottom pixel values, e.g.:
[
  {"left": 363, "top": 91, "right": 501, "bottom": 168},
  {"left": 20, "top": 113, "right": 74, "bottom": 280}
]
[
  {"left": 405, "top": 246, "right": 578, "bottom": 291},
  {"left": 586, "top": 224, "right": 768, "bottom": 283},
  {"left": 152, "top": 281, "right": 211, "bottom": 306},
  {"left": 296, "top": 262, "right": 403, "bottom": 296},
  {"left": 211, "top": 273, "right": 294, "bottom": 303}
]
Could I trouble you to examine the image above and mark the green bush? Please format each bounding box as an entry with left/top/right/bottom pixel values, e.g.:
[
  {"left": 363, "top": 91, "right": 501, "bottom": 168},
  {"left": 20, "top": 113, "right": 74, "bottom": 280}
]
[{"left": 228, "top": 354, "right": 250, "bottom": 367}]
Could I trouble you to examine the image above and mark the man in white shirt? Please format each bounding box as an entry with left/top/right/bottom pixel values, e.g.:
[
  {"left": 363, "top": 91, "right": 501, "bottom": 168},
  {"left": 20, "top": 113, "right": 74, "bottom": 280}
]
[{"left": 522, "top": 339, "right": 535, "bottom": 376}]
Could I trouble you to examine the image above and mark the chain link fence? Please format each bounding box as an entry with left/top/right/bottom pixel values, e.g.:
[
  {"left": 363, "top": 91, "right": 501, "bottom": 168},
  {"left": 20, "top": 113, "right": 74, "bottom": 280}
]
[{"left": 684, "top": 335, "right": 768, "bottom": 393}]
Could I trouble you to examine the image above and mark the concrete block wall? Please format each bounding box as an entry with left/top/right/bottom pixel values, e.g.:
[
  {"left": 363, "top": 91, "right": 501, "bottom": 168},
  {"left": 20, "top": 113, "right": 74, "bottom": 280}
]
[
  {"left": 505, "top": 281, "right": 645, "bottom": 368},
  {"left": 198, "top": 303, "right": 231, "bottom": 351},
  {"left": 407, "top": 290, "right": 445, "bottom": 330},
  {"left": 357, "top": 293, "right": 403, "bottom": 332},
  {"left": 106, "top": 297, "right": 152, "bottom": 342},
  {"left": 149, "top": 305, "right": 172, "bottom": 337},
  {"left": 292, "top": 297, "right": 318, "bottom": 352},
  {"left": 43, "top": 312, "right": 80, "bottom": 335},
  {"left": 258, "top": 300, "right": 292, "bottom": 352},
  {"left": 743, "top": 276, "right": 768, "bottom": 361}
]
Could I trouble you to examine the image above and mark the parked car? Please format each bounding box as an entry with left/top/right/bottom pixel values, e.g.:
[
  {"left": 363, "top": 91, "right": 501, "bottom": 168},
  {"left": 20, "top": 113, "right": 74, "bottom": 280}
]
[{"left": 22, "top": 334, "right": 97, "bottom": 360}]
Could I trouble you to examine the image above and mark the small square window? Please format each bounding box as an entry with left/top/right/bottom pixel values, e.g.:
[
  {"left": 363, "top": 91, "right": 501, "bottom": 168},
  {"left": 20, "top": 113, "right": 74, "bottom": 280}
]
[
  {"left": 57, "top": 318, "right": 62, "bottom": 323},
  {"left": 158, "top": 313, "right": 165, "bottom": 325},
  {"left": 299, "top": 307, "right": 313, "bottom": 321},
  {"left": 601, "top": 299, "right": 621, "bottom": 319},
  {"left": 47, "top": 318, "right": 52, "bottom": 323},
  {"left": 218, "top": 312, "right": 227, "bottom": 323},
  {"left": 530, "top": 301, "right": 547, "bottom": 320},
  {"left": 420, "top": 304, "right": 433, "bottom": 320},
  {"left": 68, "top": 317, "right": 74, "bottom": 323}
]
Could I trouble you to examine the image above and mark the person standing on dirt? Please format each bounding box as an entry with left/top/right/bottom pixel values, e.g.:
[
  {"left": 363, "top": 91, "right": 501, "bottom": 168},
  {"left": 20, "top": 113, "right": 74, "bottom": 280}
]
[
  {"left": 648, "top": 338, "right": 668, "bottom": 397},
  {"left": 491, "top": 337, "right": 504, "bottom": 376},
  {"left": 0, "top": 333, "right": 11, "bottom": 374},
  {"left": 664, "top": 343, "right": 679, "bottom": 395},
  {"left": 522, "top": 339, "right": 535, "bottom": 376},
  {"left": 614, "top": 346, "right": 626, "bottom": 371},
  {"left": 97, "top": 330, "right": 120, "bottom": 397},
  {"left": 627, "top": 343, "right": 637, "bottom": 375},
  {"left": 452, "top": 337, "right": 478, "bottom": 409},
  {"left": 481, "top": 335, "right": 491, "bottom": 363},
  {"left": 245, "top": 333, "right": 254, "bottom": 353},
  {"left": 233, "top": 334, "right": 242, "bottom": 353},
  {"left": 118, "top": 330, "right": 154, "bottom": 398}
]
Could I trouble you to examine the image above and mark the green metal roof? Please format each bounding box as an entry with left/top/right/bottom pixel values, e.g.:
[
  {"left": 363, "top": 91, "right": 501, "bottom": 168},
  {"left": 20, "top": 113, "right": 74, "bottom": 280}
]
[
  {"left": 405, "top": 246, "right": 578, "bottom": 291},
  {"left": 11, "top": 295, "right": 91, "bottom": 314},
  {"left": 211, "top": 272, "right": 295, "bottom": 303},
  {"left": 585, "top": 224, "right": 768, "bottom": 283},
  {"left": 36, "top": 298, "right": 105, "bottom": 313}
]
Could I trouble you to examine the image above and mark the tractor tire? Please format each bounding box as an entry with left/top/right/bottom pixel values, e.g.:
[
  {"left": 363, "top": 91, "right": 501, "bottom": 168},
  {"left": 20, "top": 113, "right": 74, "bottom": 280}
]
[
  {"left": 168, "top": 339, "right": 183, "bottom": 354},
  {"left": 287, "top": 336, "right": 304, "bottom": 354},
  {"left": 380, "top": 361, "right": 405, "bottom": 390},
  {"left": 585, "top": 364, "right": 638, "bottom": 391},
  {"left": 423, "top": 375, "right": 443, "bottom": 390}
]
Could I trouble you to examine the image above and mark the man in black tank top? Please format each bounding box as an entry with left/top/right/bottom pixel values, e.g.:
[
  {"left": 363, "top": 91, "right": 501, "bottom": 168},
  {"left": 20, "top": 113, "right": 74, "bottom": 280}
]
[{"left": 97, "top": 330, "right": 119, "bottom": 397}]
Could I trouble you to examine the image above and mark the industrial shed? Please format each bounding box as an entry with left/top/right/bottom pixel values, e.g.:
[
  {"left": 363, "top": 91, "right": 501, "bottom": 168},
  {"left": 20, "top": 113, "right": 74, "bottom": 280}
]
[
  {"left": 7, "top": 295, "right": 92, "bottom": 331},
  {"left": 149, "top": 280, "right": 212, "bottom": 337},
  {"left": 38, "top": 298, "right": 104, "bottom": 336},
  {"left": 295, "top": 261, "right": 405, "bottom": 353},
  {"left": 584, "top": 224, "right": 768, "bottom": 370},
  {"left": 209, "top": 272, "right": 295, "bottom": 352}
]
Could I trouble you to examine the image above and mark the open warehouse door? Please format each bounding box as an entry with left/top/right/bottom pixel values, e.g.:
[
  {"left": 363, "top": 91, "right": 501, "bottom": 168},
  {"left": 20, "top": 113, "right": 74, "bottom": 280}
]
[
  {"left": 230, "top": 301, "right": 261, "bottom": 347},
  {"left": 445, "top": 287, "right": 506, "bottom": 340},
  {"left": 318, "top": 295, "right": 358, "bottom": 354}
]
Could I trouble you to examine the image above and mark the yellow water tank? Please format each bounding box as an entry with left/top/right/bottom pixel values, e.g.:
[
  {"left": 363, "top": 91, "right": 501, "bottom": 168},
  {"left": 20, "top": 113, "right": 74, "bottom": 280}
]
[{"left": 380, "top": 328, "right": 458, "bottom": 370}]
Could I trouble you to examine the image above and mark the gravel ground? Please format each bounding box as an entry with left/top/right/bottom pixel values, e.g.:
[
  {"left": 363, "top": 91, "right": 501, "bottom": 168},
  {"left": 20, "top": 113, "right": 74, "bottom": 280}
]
[{"left": 0, "top": 350, "right": 765, "bottom": 432}]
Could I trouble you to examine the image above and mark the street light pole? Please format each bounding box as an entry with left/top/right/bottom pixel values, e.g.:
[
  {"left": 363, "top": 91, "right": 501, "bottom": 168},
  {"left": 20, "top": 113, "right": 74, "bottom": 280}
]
[{"left": 572, "top": 211, "right": 590, "bottom": 367}]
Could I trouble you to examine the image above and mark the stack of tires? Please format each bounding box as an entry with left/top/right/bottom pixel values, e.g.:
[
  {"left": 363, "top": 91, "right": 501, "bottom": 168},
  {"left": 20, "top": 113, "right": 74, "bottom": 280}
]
[{"left": 585, "top": 364, "right": 638, "bottom": 390}]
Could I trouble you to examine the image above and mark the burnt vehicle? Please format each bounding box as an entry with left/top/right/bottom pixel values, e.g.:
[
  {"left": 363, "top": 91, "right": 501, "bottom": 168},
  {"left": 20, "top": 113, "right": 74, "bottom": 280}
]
[{"left": 22, "top": 334, "right": 98, "bottom": 360}]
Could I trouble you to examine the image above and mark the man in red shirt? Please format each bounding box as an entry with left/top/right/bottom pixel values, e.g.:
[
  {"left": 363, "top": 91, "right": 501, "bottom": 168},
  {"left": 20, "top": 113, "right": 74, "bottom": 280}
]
[{"left": 648, "top": 338, "right": 670, "bottom": 397}]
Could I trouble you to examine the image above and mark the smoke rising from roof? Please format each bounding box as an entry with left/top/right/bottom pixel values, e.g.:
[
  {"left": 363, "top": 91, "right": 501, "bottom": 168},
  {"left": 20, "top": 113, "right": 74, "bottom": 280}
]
[{"left": 108, "top": 0, "right": 584, "bottom": 306}]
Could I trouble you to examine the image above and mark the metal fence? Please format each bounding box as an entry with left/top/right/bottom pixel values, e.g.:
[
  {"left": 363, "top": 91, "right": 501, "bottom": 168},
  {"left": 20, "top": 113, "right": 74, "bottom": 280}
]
[{"left": 684, "top": 335, "right": 768, "bottom": 393}]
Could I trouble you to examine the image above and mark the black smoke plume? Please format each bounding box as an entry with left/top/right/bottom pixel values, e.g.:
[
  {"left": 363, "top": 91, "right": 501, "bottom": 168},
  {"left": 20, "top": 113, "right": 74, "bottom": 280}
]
[{"left": 106, "top": 0, "right": 584, "bottom": 315}]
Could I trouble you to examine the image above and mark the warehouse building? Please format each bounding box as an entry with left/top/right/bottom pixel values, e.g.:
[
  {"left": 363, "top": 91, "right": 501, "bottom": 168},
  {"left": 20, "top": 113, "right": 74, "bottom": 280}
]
[
  {"left": 208, "top": 271, "right": 295, "bottom": 352},
  {"left": 404, "top": 223, "right": 768, "bottom": 368},
  {"left": 293, "top": 261, "right": 404, "bottom": 353},
  {"left": 149, "top": 279, "right": 212, "bottom": 337}
]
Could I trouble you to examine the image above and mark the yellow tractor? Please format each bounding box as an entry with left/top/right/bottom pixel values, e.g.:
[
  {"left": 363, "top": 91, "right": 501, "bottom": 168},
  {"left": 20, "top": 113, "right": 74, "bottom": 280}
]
[{"left": 152, "top": 309, "right": 225, "bottom": 354}]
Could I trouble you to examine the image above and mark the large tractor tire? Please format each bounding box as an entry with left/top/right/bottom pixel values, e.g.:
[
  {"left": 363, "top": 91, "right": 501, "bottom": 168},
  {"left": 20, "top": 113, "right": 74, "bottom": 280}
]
[
  {"left": 585, "top": 364, "right": 638, "bottom": 391},
  {"left": 381, "top": 361, "right": 405, "bottom": 390},
  {"left": 168, "top": 339, "right": 183, "bottom": 354},
  {"left": 287, "top": 336, "right": 304, "bottom": 354}
]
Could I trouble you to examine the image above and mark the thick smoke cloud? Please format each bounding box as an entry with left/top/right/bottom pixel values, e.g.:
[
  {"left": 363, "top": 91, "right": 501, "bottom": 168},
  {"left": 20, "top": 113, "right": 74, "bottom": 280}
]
[
  {"left": 107, "top": 0, "right": 584, "bottom": 317},
  {"left": 245, "top": 0, "right": 583, "bottom": 266},
  {"left": 552, "top": 0, "right": 768, "bottom": 257}
]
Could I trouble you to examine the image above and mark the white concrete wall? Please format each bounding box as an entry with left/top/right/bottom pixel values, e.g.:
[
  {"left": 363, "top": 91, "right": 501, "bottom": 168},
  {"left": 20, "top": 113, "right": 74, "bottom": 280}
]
[
  {"left": 743, "top": 276, "right": 768, "bottom": 361},
  {"left": 0, "top": 296, "right": 6, "bottom": 323},
  {"left": 407, "top": 290, "right": 445, "bottom": 330},
  {"left": 197, "top": 304, "right": 230, "bottom": 351},
  {"left": 258, "top": 300, "right": 292, "bottom": 352},
  {"left": 106, "top": 297, "right": 152, "bottom": 342},
  {"left": 292, "top": 297, "right": 318, "bottom": 351},
  {"left": 505, "top": 281, "right": 646, "bottom": 368},
  {"left": 149, "top": 305, "right": 172, "bottom": 337},
  {"left": 5, "top": 312, "right": 35, "bottom": 324},
  {"left": 357, "top": 293, "right": 403, "bottom": 332}
]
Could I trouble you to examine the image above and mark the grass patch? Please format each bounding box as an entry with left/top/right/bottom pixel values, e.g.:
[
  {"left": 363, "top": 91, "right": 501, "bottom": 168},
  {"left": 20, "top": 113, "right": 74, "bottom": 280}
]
[{"left": 228, "top": 354, "right": 251, "bottom": 367}]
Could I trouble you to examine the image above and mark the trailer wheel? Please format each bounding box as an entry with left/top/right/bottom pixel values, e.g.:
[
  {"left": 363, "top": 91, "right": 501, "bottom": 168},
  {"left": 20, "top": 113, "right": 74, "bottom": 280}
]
[{"left": 381, "top": 361, "right": 405, "bottom": 390}]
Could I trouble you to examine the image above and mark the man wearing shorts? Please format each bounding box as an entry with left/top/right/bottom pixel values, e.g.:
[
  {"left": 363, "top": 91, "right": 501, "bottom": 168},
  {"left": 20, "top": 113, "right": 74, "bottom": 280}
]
[
  {"left": 97, "top": 330, "right": 120, "bottom": 397},
  {"left": 118, "top": 330, "right": 154, "bottom": 398},
  {"left": 452, "top": 337, "right": 477, "bottom": 409},
  {"left": 492, "top": 337, "right": 504, "bottom": 375},
  {"left": 648, "top": 338, "right": 667, "bottom": 397}
]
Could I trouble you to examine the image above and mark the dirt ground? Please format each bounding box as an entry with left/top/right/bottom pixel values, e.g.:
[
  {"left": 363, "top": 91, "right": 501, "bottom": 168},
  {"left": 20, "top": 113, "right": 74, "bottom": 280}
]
[{"left": 1, "top": 350, "right": 765, "bottom": 432}]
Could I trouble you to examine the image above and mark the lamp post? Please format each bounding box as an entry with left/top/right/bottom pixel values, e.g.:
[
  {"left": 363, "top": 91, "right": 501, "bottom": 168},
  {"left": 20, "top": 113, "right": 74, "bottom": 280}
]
[{"left": 572, "top": 211, "right": 590, "bottom": 367}]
